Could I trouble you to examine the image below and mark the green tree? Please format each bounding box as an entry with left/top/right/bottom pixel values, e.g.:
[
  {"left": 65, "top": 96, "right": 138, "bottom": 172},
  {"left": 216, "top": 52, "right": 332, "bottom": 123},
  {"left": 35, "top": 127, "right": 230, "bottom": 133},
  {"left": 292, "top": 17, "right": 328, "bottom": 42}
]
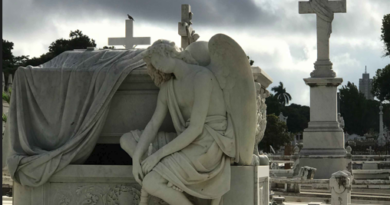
[
  {"left": 2, "top": 39, "right": 14, "bottom": 75},
  {"left": 26, "top": 30, "right": 97, "bottom": 66},
  {"left": 381, "top": 14, "right": 390, "bottom": 57},
  {"left": 102, "top": 46, "right": 115, "bottom": 49},
  {"left": 265, "top": 94, "right": 281, "bottom": 115},
  {"left": 3, "top": 40, "right": 14, "bottom": 61},
  {"left": 2, "top": 39, "right": 29, "bottom": 87},
  {"left": 271, "top": 82, "right": 292, "bottom": 106},
  {"left": 282, "top": 103, "right": 310, "bottom": 134},
  {"left": 364, "top": 99, "right": 380, "bottom": 133},
  {"left": 340, "top": 82, "right": 367, "bottom": 135},
  {"left": 258, "top": 114, "right": 291, "bottom": 153},
  {"left": 372, "top": 64, "right": 390, "bottom": 102}
]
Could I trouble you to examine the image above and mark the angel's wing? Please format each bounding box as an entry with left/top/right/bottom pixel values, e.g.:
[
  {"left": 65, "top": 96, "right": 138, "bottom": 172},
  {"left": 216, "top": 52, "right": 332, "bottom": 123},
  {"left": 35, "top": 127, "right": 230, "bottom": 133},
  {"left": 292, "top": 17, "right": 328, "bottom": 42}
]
[{"left": 207, "top": 34, "right": 257, "bottom": 165}]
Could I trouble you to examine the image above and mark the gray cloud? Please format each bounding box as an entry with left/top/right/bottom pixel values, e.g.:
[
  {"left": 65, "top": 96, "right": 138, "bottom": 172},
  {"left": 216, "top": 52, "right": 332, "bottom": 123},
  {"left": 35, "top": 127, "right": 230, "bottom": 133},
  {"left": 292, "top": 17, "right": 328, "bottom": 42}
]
[{"left": 3, "top": 0, "right": 390, "bottom": 106}]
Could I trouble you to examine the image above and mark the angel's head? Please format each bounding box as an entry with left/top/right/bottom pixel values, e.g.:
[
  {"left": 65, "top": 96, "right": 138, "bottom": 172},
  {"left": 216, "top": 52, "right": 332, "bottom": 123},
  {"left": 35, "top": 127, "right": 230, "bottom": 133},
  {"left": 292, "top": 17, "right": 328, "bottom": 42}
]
[{"left": 143, "top": 40, "right": 198, "bottom": 87}]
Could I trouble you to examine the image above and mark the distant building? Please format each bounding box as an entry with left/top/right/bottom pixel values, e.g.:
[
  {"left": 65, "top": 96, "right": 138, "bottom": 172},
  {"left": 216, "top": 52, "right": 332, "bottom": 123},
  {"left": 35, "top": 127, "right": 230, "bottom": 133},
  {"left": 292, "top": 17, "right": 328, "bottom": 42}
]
[{"left": 359, "top": 66, "right": 374, "bottom": 100}]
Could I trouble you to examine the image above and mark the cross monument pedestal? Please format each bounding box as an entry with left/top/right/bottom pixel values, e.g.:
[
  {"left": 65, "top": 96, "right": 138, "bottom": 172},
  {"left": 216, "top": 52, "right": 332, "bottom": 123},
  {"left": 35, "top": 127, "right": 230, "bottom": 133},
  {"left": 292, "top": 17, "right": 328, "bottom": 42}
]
[{"left": 297, "top": 0, "right": 350, "bottom": 179}]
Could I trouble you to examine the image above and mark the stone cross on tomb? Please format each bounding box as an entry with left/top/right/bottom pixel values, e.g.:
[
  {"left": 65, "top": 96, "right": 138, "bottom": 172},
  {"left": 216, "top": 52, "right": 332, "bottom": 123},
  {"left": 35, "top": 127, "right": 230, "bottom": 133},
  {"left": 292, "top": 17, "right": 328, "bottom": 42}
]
[
  {"left": 178, "top": 4, "right": 200, "bottom": 49},
  {"left": 299, "top": 0, "right": 346, "bottom": 78},
  {"left": 366, "top": 146, "right": 374, "bottom": 155},
  {"left": 108, "top": 19, "right": 151, "bottom": 49}
]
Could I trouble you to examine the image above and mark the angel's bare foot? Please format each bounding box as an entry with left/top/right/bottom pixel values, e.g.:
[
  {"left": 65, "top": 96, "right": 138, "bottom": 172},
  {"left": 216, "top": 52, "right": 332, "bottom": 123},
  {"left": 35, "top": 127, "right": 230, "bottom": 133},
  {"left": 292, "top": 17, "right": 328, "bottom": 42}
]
[{"left": 167, "top": 182, "right": 183, "bottom": 192}]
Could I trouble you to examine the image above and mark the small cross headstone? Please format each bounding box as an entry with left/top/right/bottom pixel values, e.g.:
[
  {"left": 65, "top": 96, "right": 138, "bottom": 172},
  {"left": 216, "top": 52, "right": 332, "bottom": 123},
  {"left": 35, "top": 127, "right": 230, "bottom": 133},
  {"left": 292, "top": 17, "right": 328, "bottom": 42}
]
[
  {"left": 108, "top": 20, "right": 151, "bottom": 49},
  {"left": 178, "top": 4, "right": 199, "bottom": 49},
  {"left": 366, "top": 146, "right": 373, "bottom": 155},
  {"left": 299, "top": 0, "right": 346, "bottom": 78}
]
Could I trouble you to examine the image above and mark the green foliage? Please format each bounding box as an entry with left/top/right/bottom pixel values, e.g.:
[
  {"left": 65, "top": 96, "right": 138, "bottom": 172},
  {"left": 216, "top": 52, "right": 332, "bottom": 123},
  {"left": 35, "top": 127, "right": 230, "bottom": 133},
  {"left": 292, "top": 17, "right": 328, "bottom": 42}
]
[
  {"left": 2, "top": 87, "right": 12, "bottom": 104},
  {"left": 372, "top": 64, "right": 390, "bottom": 102},
  {"left": 271, "top": 82, "right": 292, "bottom": 106},
  {"left": 282, "top": 103, "right": 310, "bottom": 134},
  {"left": 340, "top": 82, "right": 367, "bottom": 135},
  {"left": 339, "top": 81, "right": 390, "bottom": 136},
  {"left": 2, "top": 114, "right": 7, "bottom": 123},
  {"left": 266, "top": 92, "right": 308, "bottom": 134},
  {"left": 266, "top": 94, "right": 281, "bottom": 115},
  {"left": 381, "top": 14, "right": 390, "bottom": 57},
  {"left": 258, "top": 114, "right": 291, "bottom": 153},
  {"left": 364, "top": 99, "right": 381, "bottom": 134},
  {"left": 2, "top": 39, "right": 29, "bottom": 77},
  {"left": 102, "top": 46, "right": 115, "bottom": 49},
  {"left": 2, "top": 92, "right": 10, "bottom": 104},
  {"left": 3, "top": 40, "right": 14, "bottom": 61},
  {"left": 26, "top": 29, "right": 97, "bottom": 66}
]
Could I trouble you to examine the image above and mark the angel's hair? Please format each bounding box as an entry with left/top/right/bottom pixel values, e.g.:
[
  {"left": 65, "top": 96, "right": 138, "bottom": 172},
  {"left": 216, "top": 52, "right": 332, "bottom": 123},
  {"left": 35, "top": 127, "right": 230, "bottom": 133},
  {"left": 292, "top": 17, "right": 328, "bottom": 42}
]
[{"left": 143, "top": 40, "right": 198, "bottom": 87}]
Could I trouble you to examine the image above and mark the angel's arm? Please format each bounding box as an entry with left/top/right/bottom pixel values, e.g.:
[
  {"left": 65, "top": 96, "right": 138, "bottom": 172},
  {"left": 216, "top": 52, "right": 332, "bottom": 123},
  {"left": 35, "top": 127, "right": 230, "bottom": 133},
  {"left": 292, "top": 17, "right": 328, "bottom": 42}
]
[
  {"left": 132, "top": 84, "right": 169, "bottom": 162},
  {"left": 152, "top": 70, "right": 213, "bottom": 160}
]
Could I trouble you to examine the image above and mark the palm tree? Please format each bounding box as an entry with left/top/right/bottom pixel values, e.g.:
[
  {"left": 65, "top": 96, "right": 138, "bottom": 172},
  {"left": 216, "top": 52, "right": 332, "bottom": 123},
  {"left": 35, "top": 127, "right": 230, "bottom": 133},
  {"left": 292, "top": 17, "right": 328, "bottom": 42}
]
[{"left": 271, "top": 82, "right": 292, "bottom": 106}]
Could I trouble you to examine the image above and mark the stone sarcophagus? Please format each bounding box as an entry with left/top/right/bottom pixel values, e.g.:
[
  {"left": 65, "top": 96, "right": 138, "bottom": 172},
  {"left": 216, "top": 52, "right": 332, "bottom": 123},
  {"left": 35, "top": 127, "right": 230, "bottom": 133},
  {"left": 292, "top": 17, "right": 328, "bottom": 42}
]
[
  {"left": 11, "top": 34, "right": 273, "bottom": 205},
  {"left": 12, "top": 63, "right": 272, "bottom": 205}
]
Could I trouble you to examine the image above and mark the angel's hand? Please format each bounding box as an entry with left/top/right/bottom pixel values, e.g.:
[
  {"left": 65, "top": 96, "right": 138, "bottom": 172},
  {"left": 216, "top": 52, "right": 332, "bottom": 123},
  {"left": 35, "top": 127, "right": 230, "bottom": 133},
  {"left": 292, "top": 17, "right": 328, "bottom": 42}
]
[
  {"left": 133, "top": 160, "right": 144, "bottom": 185},
  {"left": 141, "top": 153, "right": 161, "bottom": 174}
]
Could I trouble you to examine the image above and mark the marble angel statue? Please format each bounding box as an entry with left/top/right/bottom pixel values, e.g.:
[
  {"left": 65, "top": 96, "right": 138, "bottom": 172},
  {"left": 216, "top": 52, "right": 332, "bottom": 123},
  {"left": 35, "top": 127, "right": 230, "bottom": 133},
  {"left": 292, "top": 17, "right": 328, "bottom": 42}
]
[{"left": 120, "top": 34, "right": 257, "bottom": 205}]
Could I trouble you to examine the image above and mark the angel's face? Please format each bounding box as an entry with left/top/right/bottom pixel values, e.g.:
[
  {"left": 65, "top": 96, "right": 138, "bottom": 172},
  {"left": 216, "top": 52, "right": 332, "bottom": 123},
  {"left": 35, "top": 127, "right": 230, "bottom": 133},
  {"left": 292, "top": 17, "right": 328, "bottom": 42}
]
[{"left": 150, "top": 53, "right": 175, "bottom": 74}]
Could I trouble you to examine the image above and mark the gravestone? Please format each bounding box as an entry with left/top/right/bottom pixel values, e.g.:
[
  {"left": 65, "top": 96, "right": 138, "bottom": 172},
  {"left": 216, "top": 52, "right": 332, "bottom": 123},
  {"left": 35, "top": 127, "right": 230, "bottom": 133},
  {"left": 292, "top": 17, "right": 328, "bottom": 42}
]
[
  {"left": 278, "top": 112, "right": 288, "bottom": 125},
  {"left": 329, "top": 171, "right": 352, "bottom": 205},
  {"left": 378, "top": 104, "right": 386, "bottom": 146},
  {"left": 297, "top": 0, "right": 350, "bottom": 179}
]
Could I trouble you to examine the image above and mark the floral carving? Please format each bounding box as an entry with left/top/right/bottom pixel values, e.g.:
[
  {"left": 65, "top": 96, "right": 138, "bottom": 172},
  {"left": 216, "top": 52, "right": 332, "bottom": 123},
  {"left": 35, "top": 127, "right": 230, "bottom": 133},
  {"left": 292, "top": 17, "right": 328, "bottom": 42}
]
[
  {"left": 54, "top": 184, "right": 145, "bottom": 205},
  {"left": 254, "top": 82, "right": 270, "bottom": 156}
]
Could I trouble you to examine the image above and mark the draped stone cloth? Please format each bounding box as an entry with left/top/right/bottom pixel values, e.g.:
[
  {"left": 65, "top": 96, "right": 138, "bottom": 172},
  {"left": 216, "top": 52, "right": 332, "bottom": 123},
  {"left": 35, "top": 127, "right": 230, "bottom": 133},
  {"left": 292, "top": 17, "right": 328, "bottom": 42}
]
[
  {"left": 309, "top": 0, "right": 334, "bottom": 36},
  {"left": 6, "top": 49, "right": 146, "bottom": 187},
  {"left": 128, "top": 79, "right": 233, "bottom": 199}
]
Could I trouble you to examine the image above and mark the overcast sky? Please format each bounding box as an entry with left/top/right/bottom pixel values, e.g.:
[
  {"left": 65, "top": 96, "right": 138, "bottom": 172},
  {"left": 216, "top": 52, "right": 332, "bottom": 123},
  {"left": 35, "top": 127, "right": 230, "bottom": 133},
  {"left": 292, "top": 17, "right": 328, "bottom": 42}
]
[{"left": 3, "top": 0, "right": 390, "bottom": 106}]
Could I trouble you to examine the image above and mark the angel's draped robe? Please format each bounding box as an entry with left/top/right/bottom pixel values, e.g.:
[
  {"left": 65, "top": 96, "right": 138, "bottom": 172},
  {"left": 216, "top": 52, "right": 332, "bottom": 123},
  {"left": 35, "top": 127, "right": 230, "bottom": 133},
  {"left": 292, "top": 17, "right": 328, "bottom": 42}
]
[{"left": 128, "top": 79, "right": 235, "bottom": 199}]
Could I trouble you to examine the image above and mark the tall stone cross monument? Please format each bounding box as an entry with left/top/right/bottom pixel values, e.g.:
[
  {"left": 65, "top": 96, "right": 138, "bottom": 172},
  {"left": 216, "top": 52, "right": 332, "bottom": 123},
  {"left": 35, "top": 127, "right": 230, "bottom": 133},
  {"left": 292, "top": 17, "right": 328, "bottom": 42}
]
[
  {"left": 108, "top": 19, "right": 151, "bottom": 49},
  {"left": 299, "top": 0, "right": 346, "bottom": 77},
  {"left": 178, "top": 4, "right": 199, "bottom": 49},
  {"left": 298, "top": 0, "right": 349, "bottom": 179}
]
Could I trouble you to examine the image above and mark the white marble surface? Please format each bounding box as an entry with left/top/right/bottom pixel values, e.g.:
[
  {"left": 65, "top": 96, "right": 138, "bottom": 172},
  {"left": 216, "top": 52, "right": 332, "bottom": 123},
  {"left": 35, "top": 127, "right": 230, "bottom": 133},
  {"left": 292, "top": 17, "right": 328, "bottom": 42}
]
[
  {"left": 5, "top": 49, "right": 146, "bottom": 187},
  {"left": 12, "top": 165, "right": 269, "bottom": 205},
  {"left": 252, "top": 66, "right": 273, "bottom": 89},
  {"left": 299, "top": 77, "right": 348, "bottom": 178},
  {"left": 99, "top": 66, "right": 271, "bottom": 145},
  {"left": 2, "top": 197, "right": 12, "bottom": 205},
  {"left": 303, "top": 131, "right": 344, "bottom": 149},
  {"left": 329, "top": 171, "right": 352, "bottom": 205},
  {"left": 118, "top": 35, "right": 259, "bottom": 204},
  {"left": 362, "top": 163, "right": 378, "bottom": 170},
  {"left": 108, "top": 20, "right": 151, "bottom": 49},
  {"left": 297, "top": 157, "right": 349, "bottom": 179},
  {"left": 299, "top": 0, "right": 347, "bottom": 78}
]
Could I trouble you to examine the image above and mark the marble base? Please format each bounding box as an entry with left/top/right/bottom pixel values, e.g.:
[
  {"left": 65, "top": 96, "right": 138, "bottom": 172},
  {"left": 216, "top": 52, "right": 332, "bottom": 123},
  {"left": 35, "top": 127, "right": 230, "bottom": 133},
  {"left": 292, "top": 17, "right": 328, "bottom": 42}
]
[
  {"left": 13, "top": 165, "right": 269, "bottom": 205},
  {"left": 297, "top": 157, "right": 350, "bottom": 179},
  {"left": 362, "top": 162, "right": 378, "bottom": 170},
  {"left": 298, "top": 77, "right": 349, "bottom": 179}
]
